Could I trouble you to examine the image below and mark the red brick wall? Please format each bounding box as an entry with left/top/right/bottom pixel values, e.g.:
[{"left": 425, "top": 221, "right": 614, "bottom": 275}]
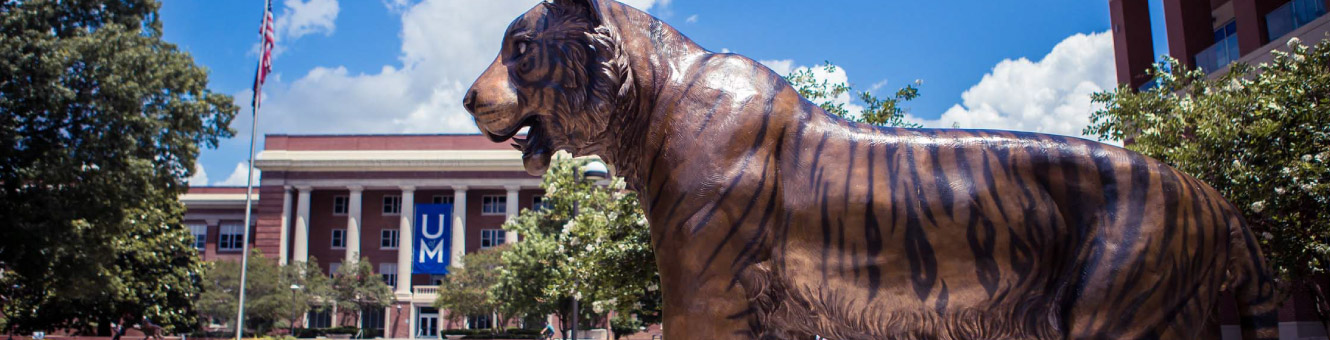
[
  {"left": 466, "top": 189, "right": 509, "bottom": 254},
  {"left": 180, "top": 219, "right": 250, "bottom": 263},
  {"left": 359, "top": 189, "right": 402, "bottom": 275},
  {"left": 1110, "top": 0, "right": 1157, "bottom": 88},
  {"left": 1164, "top": 0, "right": 1217, "bottom": 66},
  {"left": 253, "top": 185, "right": 286, "bottom": 258},
  {"left": 308, "top": 189, "right": 349, "bottom": 273},
  {"left": 282, "top": 171, "right": 534, "bottom": 180},
  {"left": 265, "top": 134, "right": 512, "bottom": 151}
]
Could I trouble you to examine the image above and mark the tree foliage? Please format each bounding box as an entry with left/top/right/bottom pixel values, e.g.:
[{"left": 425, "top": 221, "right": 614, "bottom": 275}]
[
  {"left": 785, "top": 61, "right": 922, "bottom": 127},
  {"left": 0, "top": 0, "right": 237, "bottom": 334},
  {"left": 332, "top": 258, "right": 394, "bottom": 335},
  {"left": 1086, "top": 37, "right": 1330, "bottom": 327},
  {"left": 197, "top": 253, "right": 333, "bottom": 335},
  {"left": 434, "top": 246, "right": 511, "bottom": 333},
  {"left": 494, "top": 158, "right": 660, "bottom": 337}
]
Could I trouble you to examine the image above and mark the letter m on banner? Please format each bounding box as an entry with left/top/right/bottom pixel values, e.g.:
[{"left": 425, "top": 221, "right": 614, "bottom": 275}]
[{"left": 414, "top": 204, "right": 453, "bottom": 275}]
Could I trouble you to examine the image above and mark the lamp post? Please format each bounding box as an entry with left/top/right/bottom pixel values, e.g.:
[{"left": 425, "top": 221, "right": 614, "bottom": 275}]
[
  {"left": 570, "top": 159, "right": 608, "bottom": 340},
  {"left": 289, "top": 284, "right": 303, "bottom": 337}
]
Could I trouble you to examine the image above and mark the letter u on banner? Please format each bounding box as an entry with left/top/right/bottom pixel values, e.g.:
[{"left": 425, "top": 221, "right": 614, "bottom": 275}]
[{"left": 413, "top": 203, "right": 453, "bottom": 275}]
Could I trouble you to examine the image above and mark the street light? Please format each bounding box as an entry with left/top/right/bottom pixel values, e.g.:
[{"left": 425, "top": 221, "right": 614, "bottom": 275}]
[
  {"left": 570, "top": 159, "right": 606, "bottom": 340},
  {"left": 582, "top": 160, "right": 608, "bottom": 182},
  {"left": 289, "top": 284, "right": 303, "bottom": 337}
]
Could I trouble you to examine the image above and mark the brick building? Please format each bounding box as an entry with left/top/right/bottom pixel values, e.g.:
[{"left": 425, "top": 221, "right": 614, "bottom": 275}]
[
  {"left": 1111, "top": 0, "right": 1329, "bottom": 89},
  {"left": 183, "top": 134, "right": 550, "bottom": 338}
]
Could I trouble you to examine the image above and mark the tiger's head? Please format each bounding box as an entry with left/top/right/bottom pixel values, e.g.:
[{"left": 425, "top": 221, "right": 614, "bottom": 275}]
[{"left": 463, "top": 0, "right": 634, "bottom": 176}]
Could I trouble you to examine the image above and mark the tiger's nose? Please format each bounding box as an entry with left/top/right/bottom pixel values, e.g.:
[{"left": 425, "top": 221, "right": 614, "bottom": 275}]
[{"left": 463, "top": 89, "right": 478, "bottom": 114}]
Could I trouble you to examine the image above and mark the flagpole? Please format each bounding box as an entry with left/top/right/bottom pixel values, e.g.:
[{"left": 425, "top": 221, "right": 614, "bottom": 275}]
[
  {"left": 234, "top": 99, "right": 260, "bottom": 340},
  {"left": 236, "top": 1, "right": 273, "bottom": 338}
]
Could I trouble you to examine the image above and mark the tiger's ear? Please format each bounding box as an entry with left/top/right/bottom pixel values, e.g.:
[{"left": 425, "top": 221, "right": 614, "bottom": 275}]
[{"left": 552, "top": 0, "right": 603, "bottom": 26}]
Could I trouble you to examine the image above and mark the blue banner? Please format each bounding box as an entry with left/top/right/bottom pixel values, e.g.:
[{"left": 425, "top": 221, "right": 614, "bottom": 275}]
[{"left": 414, "top": 204, "right": 453, "bottom": 275}]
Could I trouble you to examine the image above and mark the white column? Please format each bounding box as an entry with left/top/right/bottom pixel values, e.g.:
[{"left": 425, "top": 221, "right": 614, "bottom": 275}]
[
  {"left": 346, "top": 185, "right": 364, "bottom": 264},
  {"left": 279, "top": 186, "right": 293, "bottom": 265},
  {"left": 397, "top": 186, "right": 415, "bottom": 298},
  {"left": 504, "top": 185, "right": 520, "bottom": 244},
  {"left": 294, "top": 186, "right": 312, "bottom": 263},
  {"left": 451, "top": 186, "right": 468, "bottom": 268}
]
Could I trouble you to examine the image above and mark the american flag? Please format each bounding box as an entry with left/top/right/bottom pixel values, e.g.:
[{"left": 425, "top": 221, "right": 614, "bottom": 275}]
[{"left": 252, "top": 0, "right": 276, "bottom": 111}]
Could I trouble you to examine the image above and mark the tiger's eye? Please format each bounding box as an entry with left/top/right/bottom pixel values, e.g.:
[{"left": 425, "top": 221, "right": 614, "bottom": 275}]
[{"left": 517, "top": 41, "right": 528, "bottom": 55}]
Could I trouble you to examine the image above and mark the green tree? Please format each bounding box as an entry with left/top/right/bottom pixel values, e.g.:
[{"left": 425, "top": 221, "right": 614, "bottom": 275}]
[
  {"left": 0, "top": 0, "right": 237, "bottom": 334},
  {"left": 434, "top": 246, "right": 513, "bottom": 334},
  {"left": 332, "top": 258, "right": 394, "bottom": 337},
  {"left": 197, "top": 252, "right": 333, "bottom": 336},
  {"left": 282, "top": 259, "right": 335, "bottom": 335},
  {"left": 1086, "top": 38, "right": 1330, "bottom": 331},
  {"left": 494, "top": 158, "right": 661, "bottom": 339},
  {"left": 785, "top": 61, "right": 923, "bottom": 127}
]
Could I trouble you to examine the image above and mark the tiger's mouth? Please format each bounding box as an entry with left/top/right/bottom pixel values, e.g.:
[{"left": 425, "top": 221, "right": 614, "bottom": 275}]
[{"left": 486, "top": 116, "right": 553, "bottom": 176}]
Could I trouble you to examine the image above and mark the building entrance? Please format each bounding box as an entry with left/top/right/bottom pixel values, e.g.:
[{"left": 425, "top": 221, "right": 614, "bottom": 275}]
[{"left": 416, "top": 308, "right": 439, "bottom": 338}]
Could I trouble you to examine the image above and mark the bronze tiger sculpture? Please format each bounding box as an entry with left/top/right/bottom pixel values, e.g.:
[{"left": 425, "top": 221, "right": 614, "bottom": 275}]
[{"left": 462, "top": 0, "right": 1279, "bottom": 338}]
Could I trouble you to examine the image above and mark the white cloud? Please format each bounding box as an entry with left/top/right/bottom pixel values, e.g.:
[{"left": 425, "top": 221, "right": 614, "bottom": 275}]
[
  {"left": 909, "top": 31, "right": 1116, "bottom": 139},
  {"left": 685, "top": 14, "right": 698, "bottom": 24},
  {"left": 758, "top": 32, "right": 1113, "bottom": 140},
  {"left": 242, "top": 0, "right": 664, "bottom": 137},
  {"left": 382, "top": 0, "right": 413, "bottom": 13},
  {"left": 187, "top": 163, "right": 209, "bottom": 186},
  {"left": 277, "top": 0, "right": 340, "bottom": 40},
  {"left": 869, "top": 79, "right": 888, "bottom": 92},
  {"left": 218, "top": 162, "right": 262, "bottom": 187},
  {"left": 758, "top": 59, "right": 794, "bottom": 76},
  {"left": 620, "top": 0, "right": 660, "bottom": 11},
  {"left": 633, "top": 0, "right": 670, "bottom": 18}
]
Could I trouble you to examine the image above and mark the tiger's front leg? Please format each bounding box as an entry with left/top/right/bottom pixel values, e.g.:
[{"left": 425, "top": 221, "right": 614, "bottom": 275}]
[{"left": 656, "top": 242, "right": 766, "bottom": 339}]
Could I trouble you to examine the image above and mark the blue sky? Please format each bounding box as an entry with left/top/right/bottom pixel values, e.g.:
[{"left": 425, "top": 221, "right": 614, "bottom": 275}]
[{"left": 160, "top": 0, "right": 1165, "bottom": 186}]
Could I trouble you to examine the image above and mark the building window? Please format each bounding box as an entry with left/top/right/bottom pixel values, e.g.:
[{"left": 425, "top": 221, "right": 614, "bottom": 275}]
[
  {"left": 480, "top": 229, "right": 506, "bottom": 249},
  {"left": 329, "top": 263, "right": 341, "bottom": 278},
  {"left": 1266, "top": 0, "right": 1328, "bottom": 42},
  {"left": 467, "top": 314, "right": 492, "bottom": 330},
  {"left": 362, "top": 308, "right": 385, "bottom": 331},
  {"left": 379, "top": 263, "right": 397, "bottom": 287},
  {"left": 306, "top": 309, "right": 332, "bottom": 328},
  {"left": 481, "top": 195, "right": 506, "bottom": 215},
  {"left": 219, "top": 222, "right": 244, "bottom": 251},
  {"left": 333, "top": 195, "right": 349, "bottom": 215},
  {"left": 188, "top": 223, "right": 207, "bottom": 250},
  {"left": 383, "top": 195, "right": 402, "bottom": 215},
  {"left": 381, "top": 229, "right": 399, "bottom": 249},
  {"left": 432, "top": 195, "right": 453, "bottom": 205},
  {"left": 331, "top": 229, "right": 346, "bottom": 249},
  {"left": 532, "top": 196, "right": 551, "bottom": 211},
  {"left": 1195, "top": 20, "right": 1240, "bottom": 72}
]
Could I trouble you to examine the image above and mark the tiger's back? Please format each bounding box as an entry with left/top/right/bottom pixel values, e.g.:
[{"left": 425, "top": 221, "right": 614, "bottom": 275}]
[{"left": 768, "top": 123, "right": 1251, "bottom": 338}]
